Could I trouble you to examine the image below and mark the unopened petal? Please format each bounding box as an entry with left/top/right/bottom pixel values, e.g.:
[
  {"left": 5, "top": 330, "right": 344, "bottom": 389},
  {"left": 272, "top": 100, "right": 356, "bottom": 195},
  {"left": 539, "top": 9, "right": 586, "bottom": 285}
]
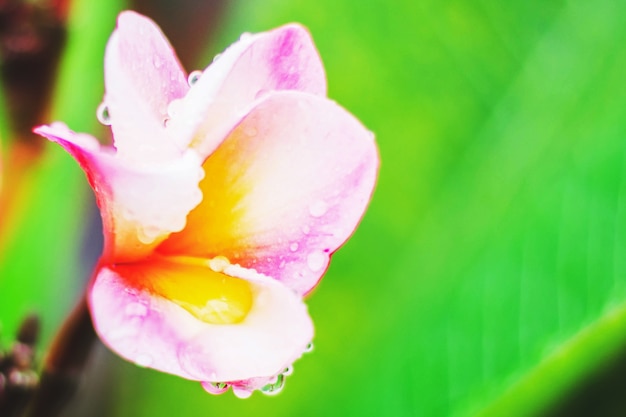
[
  {"left": 104, "top": 11, "right": 188, "bottom": 164},
  {"left": 89, "top": 261, "right": 313, "bottom": 383},
  {"left": 159, "top": 92, "right": 379, "bottom": 294},
  {"left": 34, "top": 123, "right": 204, "bottom": 262},
  {"left": 167, "top": 23, "right": 326, "bottom": 158}
]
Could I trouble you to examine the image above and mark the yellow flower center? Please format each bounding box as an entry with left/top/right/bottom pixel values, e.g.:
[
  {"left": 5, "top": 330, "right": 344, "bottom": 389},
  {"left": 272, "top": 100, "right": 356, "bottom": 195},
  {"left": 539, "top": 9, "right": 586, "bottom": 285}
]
[{"left": 116, "top": 255, "right": 253, "bottom": 324}]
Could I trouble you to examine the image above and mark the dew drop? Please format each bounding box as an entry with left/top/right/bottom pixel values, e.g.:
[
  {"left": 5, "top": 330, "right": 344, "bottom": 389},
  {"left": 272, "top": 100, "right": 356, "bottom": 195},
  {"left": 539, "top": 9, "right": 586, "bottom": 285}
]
[
  {"left": 302, "top": 225, "right": 311, "bottom": 235},
  {"left": 167, "top": 99, "right": 183, "bottom": 117},
  {"left": 279, "top": 260, "right": 286, "bottom": 269},
  {"left": 212, "top": 53, "right": 222, "bottom": 62},
  {"left": 255, "top": 89, "right": 269, "bottom": 99},
  {"left": 187, "top": 70, "right": 203, "bottom": 86},
  {"left": 306, "top": 251, "right": 326, "bottom": 272},
  {"left": 137, "top": 225, "right": 162, "bottom": 244},
  {"left": 105, "top": 325, "right": 136, "bottom": 342},
  {"left": 289, "top": 243, "right": 299, "bottom": 252},
  {"left": 304, "top": 342, "right": 314, "bottom": 353},
  {"left": 282, "top": 366, "right": 293, "bottom": 376},
  {"left": 261, "top": 373, "right": 285, "bottom": 396},
  {"left": 309, "top": 200, "right": 328, "bottom": 218},
  {"left": 153, "top": 56, "right": 163, "bottom": 68},
  {"left": 96, "top": 102, "right": 112, "bottom": 125},
  {"left": 124, "top": 302, "right": 147, "bottom": 318},
  {"left": 208, "top": 256, "right": 230, "bottom": 273},
  {"left": 135, "top": 353, "right": 153, "bottom": 368},
  {"left": 232, "top": 386, "right": 253, "bottom": 399},
  {"left": 202, "top": 381, "right": 229, "bottom": 395}
]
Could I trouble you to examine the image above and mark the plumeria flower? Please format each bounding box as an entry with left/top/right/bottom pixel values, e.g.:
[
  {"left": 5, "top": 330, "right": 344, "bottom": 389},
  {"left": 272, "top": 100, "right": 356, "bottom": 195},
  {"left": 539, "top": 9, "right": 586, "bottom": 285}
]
[{"left": 35, "top": 11, "right": 378, "bottom": 397}]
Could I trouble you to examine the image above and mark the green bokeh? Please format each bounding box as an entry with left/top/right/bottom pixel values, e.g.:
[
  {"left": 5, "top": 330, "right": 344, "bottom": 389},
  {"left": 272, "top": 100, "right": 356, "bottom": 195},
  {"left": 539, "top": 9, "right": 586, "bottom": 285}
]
[{"left": 2, "top": 0, "right": 626, "bottom": 416}]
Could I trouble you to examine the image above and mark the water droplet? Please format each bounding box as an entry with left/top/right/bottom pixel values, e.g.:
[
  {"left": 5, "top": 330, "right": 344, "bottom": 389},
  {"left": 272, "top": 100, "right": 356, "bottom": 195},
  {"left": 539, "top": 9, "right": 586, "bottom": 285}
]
[
  {"left": 153, "top": 56, "right": 163, "bottom": 68},
  {"left": 283, "top": 366, "right": 293, "bottom": 376},
  {"left": 232, "top": 386, "right": 253, "bottom": 399},
  {"left": 167, "top": 99, "right": 183, "bottom": 117},
  {"left": 279, "top": 260, "right": 286, "bottom": 269},
  {"left": 289, "top": 243, "right": 299, "bottom": 252},
  {"left": 202, "top": 381, "right": 229, "bottom": 395},
  {"left": 306, "top": 251, "right": 325, "bottom": 272},
  {"left": 135, "top": 353, "right": 153, "bottom": 368},
  {"left": 309, "top": 200, "right": 328, "bottom": 218},
  {"left": 96, "top": 102, "right": 111, "bottom": 125},
  {"left": 255, "top": 89, "right": 269, "bottom": 99},
  {"left": 208, "top": 256, "right": 230, "bottom": 272},
  {"left": 125, "top": 302, "right": 147, "bottom": 317},
  {"left": 137, "top": 225, "right": 162, "bottom": 244},
  {"left": 187, "top": 70, "right": 203, "bottom": 86},
  {"left": 304, "top": 342, "right": 314, "bottom": 353},
  {"left": 261, "top": 373, "right": 285, "bottom": 396},
  {"left": 212, "top": 53, "right": 222, "bottom": 63},
  {"left": 302, "top": 225, "right": 311, "bottom": 235},
  {"left": 106, "top": 320, "right": 138, "bottom": 342},
  {"left": 239, "top": 32, "right": 252, "bottom": 41}
]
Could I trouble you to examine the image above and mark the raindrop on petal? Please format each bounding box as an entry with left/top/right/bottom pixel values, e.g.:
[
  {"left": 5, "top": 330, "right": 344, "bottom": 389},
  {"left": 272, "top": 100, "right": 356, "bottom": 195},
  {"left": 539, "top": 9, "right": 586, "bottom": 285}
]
[
  {"left": 137, "top": 225, "right": 162, "bottom": 244},
  {"left": 255, "top": 89, "right": 269, "bottom": 99},
  {"left": 309, "top": 200, "right": 328, "bottom": 218},
  {"left": 96, "top": 102, "right": 112, "bottom": 125},
  {"left": 202, "top": 381, "right": 229, "bottom": 395},
  {"left": 187, "top": 70, "right": 203, "bottom": 86},
  {"left": 304, "top": 342, "right": 314, "bottom": 353},
  {"left": 135, "top": 353, "right": 153, "bottom": 368},
  {"left": 289, "top": 243, "right": 299, "bottom": 252},
  {"left": 306, "top": 251, "right": 326, "bottom": 272},
  {"left": 124, "top": 302, "right": 147, "bottom": 318},
  {"left": 212, "top": 53, "right": 222, "bottom": 62},
  {"left": 208, "top": 256, "right": 230, "bottom": 273},
  {"left": 167, "top": 99, "right": 183, "bottom": 117},
  {"left": 232, "top": 386, "right": 253, "bottom": 399},
  {"left": 261, "top": 373, "right": 285, "bottom": 396},
  {"left": 283, "top": 366, "right": 293, "bottom": 376}
]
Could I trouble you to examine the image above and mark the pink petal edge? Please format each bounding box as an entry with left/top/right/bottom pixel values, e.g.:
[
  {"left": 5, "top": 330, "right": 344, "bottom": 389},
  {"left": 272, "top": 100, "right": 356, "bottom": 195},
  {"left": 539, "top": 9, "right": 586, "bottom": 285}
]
[
  {"left": 160, "top": 91, "right": 379, "bottom": 294},
  {"left": 33, "top": 123, "right": 204, "bottom": 262},
  {"left": 104, "top": 11, "right": 189, "bottom": 164},
  {"left": 89, "top": 263, "right": 314, "bottom": 385},
  {"left": 166, "top": 23, "right": 327, "bottom": 159}
]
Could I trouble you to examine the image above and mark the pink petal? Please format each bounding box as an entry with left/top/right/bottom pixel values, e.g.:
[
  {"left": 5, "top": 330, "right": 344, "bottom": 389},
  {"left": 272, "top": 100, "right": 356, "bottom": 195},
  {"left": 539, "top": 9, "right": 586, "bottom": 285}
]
[
  {"left": 159, "top": 91, "right": 379, "bottom": 294},
  {"left": 166, "top": 23, "right": 326, "bottom": 158},
  {"left": 34, "top": 123, "right": 204, "bottom": 262},
  {"left": 89, "top": 262, "right": 313, "bottom": 384},
  {"left": 104, "top": 11, "right": 189, "bottom": 163}
]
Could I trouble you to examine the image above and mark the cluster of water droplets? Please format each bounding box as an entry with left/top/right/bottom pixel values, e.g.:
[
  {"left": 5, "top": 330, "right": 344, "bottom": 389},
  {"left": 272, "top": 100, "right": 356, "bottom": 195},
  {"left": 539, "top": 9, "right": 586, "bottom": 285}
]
[{"left": 202, "top": 343, "right": 314, "bottom": 398}]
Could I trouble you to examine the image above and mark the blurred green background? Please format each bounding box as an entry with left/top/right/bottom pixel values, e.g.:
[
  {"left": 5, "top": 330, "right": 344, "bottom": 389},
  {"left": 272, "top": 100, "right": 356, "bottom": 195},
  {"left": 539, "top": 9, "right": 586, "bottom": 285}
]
[{"left": 2, "top": 0, "right": 626, "bottom": 416}]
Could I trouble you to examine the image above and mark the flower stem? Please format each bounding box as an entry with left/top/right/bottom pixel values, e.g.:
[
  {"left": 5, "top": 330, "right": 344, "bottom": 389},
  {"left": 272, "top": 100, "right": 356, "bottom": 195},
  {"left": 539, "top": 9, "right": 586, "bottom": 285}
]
[{"left": 22, "top": 294, "right": 96, "bottom": 417}]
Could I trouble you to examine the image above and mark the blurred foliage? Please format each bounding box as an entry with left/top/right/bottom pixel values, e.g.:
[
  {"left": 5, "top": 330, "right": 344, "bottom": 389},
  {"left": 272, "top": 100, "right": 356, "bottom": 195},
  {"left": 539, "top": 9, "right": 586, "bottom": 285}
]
[{"left": 2, "top": 0, "right": 626, "bottom": 416}]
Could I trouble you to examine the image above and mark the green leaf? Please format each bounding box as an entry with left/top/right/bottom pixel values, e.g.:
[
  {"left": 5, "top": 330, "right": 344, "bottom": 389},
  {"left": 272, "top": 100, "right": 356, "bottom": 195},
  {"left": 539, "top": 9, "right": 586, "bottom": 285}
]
[{"left": 37, "top": 1, "right": 621, "bottom": 416}]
